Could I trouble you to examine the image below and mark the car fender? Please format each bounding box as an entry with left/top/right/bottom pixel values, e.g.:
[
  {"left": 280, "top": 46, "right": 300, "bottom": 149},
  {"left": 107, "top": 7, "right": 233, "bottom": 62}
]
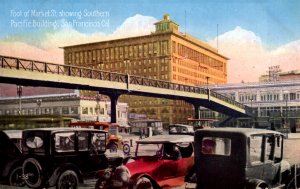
[
  {"left": 129, "top": 173, "right": 160, "bottom": 188},
  {"left": 246, "top": 178, "right": 270, "bottom": 189},
  {"left": 1, "top": 159, "right": 21, "bottom": 178},
  {"left": 48, "top": 164, "right": 83, "bottom": 187},
  {"left": 280, "top": 160, "right": 291, "bottom": 174}
]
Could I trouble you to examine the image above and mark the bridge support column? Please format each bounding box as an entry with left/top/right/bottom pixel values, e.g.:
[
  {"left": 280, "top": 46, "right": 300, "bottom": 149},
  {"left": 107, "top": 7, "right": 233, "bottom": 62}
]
[
  {"left": 108, "top": 93, "right": 120, "bottom": 123},
  {"left": 193, "top": 104, "right": 201, "bottom": 119}
]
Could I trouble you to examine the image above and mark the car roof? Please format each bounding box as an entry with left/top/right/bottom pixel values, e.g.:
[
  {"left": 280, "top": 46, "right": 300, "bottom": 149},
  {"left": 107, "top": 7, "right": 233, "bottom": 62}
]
[
  {"left": 196, "top": 127, "right": 283, "bottom": 137},
  {"left": 137, "top": 134, "right": 194, "bottom": 144},
  {"left": 169, "top": 124, "right": 194, "bottom": 128},
  {"left": 2, "top": 130, "right": 23, "bottom": 139},
  {"left": 23, "top": 127, "right": 106, "bottom": 133}
]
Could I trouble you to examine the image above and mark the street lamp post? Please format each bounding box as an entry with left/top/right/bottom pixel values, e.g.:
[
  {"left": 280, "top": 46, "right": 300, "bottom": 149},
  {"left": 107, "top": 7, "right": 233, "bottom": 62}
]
[
  {"left": 96, "top": 93, "right": 100, "bottom": 121},
  {"left": 17, "top": 85, "right": 23, "bottom": 115},
  {"left": 36, "top": 99, "right": 42, "bottom": 115},
  {"left": 124, "top": 59, "right": 130, "bottom": 90},
  {"left": 250, "top": 98, "right": 254, "bottom": 127},
  {"left": 206, "top": 76, "right": 210, "bottom": 100},
  {"left": 283, "top": 90, "right": 289, "bottom": 131}
]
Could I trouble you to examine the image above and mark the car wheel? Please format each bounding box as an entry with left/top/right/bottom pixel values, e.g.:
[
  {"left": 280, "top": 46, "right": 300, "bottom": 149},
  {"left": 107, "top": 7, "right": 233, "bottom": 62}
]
[
  {"left": 256, "top": 185, "right": 269, "bottom": 189},
  {"left": 95, "top": 178, "right": 108, "bottom": 189},
  {"left": 9, "top": 166, "right": 26, "bottom": 187},
  {"left": 110, "top": 144, "right": 118, "bottom": 153},
  {"left": 56, "top": 170, "right": 78, "bottom": 189},
  {"left": 134, "top": 177, "right": 153, "bottom": 189},
  {"left": 22, "top": 158, "right": 43, "bottom": 188},
  {"left": 123, "top": 143, "right": 130, "bottom": 154}
]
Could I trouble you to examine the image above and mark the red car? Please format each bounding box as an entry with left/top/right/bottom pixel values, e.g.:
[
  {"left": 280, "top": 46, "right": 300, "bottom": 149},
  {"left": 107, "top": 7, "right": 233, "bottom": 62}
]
[{"left": 95, "top": 134, "right": 194, "bottom": 189}]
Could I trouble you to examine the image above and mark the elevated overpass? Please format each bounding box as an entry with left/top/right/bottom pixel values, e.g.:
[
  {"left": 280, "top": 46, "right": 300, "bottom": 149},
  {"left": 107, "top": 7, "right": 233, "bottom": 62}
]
[{"left": 0, "top": 55, "right": 253, "bottom": 122}]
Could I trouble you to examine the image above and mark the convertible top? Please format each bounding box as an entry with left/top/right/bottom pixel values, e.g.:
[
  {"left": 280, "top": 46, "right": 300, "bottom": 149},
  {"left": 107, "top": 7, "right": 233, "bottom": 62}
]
[
  {"left": 3, "top": 130, "right": 22, "bottom": 139},
  {"left": 137, "top": 134, "right": 194, "bottom": 144}
]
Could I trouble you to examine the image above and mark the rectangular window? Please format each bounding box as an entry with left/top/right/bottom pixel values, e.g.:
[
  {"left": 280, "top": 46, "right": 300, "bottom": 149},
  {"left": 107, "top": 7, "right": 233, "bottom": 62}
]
[
  {"left": 53, "top": 107, "right": 60, "bottom": 114},
  {"left": 78, "top": 132, "right": 89, "bottom": 151},
  {"left": 82, "top": 107, "right": 88, "bottom": 114},
  {"left": 91, "top": 132, "right": 106, "bottom": 151},
  {"left": 201, "top": 137, "right": 231, "bottom": 156},
  {"left": 55, "top": 132, "right": 75, "bottom": 152},
  {"left": 250, "top": 135, "right": 263, "bottom": 164},
  {"left": 62, "top": 107, "right": 69, "bottom": 114}
]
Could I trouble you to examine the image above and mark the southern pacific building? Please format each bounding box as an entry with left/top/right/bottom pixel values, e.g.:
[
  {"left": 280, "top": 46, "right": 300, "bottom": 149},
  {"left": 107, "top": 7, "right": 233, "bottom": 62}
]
[{"left": 63, "top": 14, "right": 229, "bottom": 125}]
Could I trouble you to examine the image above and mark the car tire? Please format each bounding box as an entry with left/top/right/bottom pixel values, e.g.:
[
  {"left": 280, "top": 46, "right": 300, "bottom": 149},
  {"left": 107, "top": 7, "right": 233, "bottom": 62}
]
[
  {"left": 22, "top": 158, "right": 43, "bottom": 188},
  {"left": 95, "top": 178, "right": 108, "bottom": 189},
  {"left": 56, "top": 170, "right": 78, "bottom": 189},
  {"left": 123, "top": 144, "right": 130, "bottom": 154},
  {"left": 134, "top": 177, "right": 153, "bottom": 189},
  {"left": 9, "top": 166, "right": 26, "bottom": 187}
]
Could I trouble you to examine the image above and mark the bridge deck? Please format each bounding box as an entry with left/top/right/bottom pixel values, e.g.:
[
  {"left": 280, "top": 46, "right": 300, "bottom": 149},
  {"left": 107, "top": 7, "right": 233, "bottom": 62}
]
[{"left": 0, "top": 55, "right": 252, "bottom": 117}]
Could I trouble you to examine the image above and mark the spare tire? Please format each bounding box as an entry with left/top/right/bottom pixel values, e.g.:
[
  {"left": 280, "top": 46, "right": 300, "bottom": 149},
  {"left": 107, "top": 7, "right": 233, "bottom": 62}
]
[{"left": 22, "top": 158, "right": 43, "bottom": 188}]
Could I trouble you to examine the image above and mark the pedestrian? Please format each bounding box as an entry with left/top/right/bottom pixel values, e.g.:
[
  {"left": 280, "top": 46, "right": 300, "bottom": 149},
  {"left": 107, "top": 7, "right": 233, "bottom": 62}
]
[{"left": 139, "top": 128, "right": 143, "bottom": 139}]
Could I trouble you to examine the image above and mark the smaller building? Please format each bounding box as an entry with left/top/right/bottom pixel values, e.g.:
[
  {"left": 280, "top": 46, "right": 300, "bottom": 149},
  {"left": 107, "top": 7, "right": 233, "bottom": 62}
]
[
  {"left": 0, "top": 92, "right": 129, "bottom": 129},
  {"left": 201, "top": 79, "right": 300, "bottom": 132},
  {"left": 259, "top": 67, "right": 300, "bottom": 82}
]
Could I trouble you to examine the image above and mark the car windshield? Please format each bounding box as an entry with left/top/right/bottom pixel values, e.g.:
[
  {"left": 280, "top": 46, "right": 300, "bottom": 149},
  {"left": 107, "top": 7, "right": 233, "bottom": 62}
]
[{"left": 136, "top": 143, "right": 163, "bottom": 157}]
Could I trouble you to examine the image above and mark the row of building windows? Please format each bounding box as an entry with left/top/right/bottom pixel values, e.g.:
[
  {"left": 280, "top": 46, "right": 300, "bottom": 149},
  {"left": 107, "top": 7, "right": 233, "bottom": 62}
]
[
  {"left": 130, "top": 98, "right": 191, "bottom": 107},
  {"left": 228, "top": 92, "right": 300, "bottom": 103},
  {"left": 0, "top": 107, "right": 79, "bottom": 116},
  {"left": 81, "top": 107, "right": 105, "bottom": 115},
  {"left": 239, "top": 94, "right": 257, "bottom": 102},
  {"left": 67, "top": 40, "right": 170, "bottom": 65},
  {"left": 176, "top": 43, "right": 224, "bottom": 71},
  {"left": 259, "top": 106, "right": 300, "bottom": 117}
]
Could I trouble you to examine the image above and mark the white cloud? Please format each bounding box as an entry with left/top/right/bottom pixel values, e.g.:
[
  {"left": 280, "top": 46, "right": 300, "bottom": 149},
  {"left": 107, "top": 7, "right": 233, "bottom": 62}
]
[
  {"left": 1, "top": 15, "right": 299, "bottom": 84},
  {"left": 0, "top": 14, "right": 157, "bottom": 63},
  {"left": 209, "top": 26, "right": 300, "bottom": 83}
]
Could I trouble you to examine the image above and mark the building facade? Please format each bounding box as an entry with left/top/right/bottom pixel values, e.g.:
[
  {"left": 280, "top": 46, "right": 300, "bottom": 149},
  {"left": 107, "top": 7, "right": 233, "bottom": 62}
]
[
  {"left": 205, "top": 79, "right": 300, "bottom": 132},
  {"left": 0, "top": 92, "right": 129, "bottom": 125},
  {"left": 259, "top": 67, "right": 300, "bottom": 82},
  {"left": 63, "top": 14, "right": 228, "bottom": 125}
]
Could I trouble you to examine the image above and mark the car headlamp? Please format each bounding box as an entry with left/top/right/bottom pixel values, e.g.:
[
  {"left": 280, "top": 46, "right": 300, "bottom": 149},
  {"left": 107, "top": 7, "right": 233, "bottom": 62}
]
[
  {"left": 103, "top": 169, "right": 112, "bottom": 180},
  {"left": 115, "top": 166, "right": 131, "bottom": 183}
]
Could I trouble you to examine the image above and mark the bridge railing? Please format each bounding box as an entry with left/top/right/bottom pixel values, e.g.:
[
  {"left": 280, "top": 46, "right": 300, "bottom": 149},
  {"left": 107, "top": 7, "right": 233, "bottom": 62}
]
[{"left": 1, "top": 55, "right": 246, "bottom": 110}]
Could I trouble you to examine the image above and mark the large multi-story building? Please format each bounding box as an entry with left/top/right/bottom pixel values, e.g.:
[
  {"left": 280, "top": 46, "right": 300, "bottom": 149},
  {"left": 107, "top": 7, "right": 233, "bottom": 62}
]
[{"left": 63, "top": 14, "right": 228, "bottom": 125}]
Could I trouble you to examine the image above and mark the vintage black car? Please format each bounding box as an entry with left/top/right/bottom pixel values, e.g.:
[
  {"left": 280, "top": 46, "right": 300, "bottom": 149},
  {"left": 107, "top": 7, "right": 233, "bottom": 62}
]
[
  {"left": 0, "top": 130, "right": 25, "bottom": 187},
  {"left": 191, "top": 128, "right": 300, "bottom": 189},
  {"left": 169, "top": 124, "right": 194, "bottom": 135},
  {"left": 21, "top": 128, "right": 108, "bottom": 189}
]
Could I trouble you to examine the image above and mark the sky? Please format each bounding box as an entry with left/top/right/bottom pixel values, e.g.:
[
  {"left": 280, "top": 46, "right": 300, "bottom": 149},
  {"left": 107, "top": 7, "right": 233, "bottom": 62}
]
[{"left": 0, "top": 0, "right": 299, "bottom": 83}]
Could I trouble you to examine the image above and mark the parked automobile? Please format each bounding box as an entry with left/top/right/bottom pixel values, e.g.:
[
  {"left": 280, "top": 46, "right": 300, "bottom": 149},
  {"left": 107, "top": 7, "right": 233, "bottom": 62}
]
[
  {"left": 95, "top": 134, "right": 194, "bottom": 189},
  {"left": 0, "top": 130, "right": 25, "bottom": 187},
  {"left": 189, "top": 128, "right": 300, "bottom": 189},
  {"left": 69, "top": 121, "right": 131, "bottom": 154},
  {"left": 169, "top": 124, "right": 194, "bottom": 135},
  {"left": 21, "top": 128, "right": 109, "bottom": 189}
]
